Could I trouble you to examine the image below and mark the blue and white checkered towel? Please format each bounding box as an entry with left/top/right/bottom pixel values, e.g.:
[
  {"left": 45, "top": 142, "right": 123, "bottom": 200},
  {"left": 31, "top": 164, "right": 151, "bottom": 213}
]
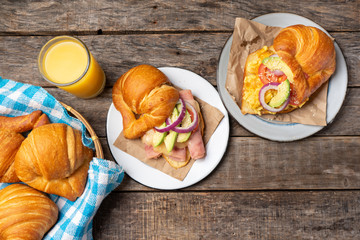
[{"left": 0, "top": 78, "right": 124, "bottom": 239}]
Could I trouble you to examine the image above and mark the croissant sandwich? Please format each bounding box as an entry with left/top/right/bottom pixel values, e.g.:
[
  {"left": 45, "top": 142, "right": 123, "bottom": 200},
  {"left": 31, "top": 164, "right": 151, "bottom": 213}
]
[
  {"left": 0, "top": 184, "right": 58, "bottom": 240},
  {"left": 14, "top": 123, "right": 93, "bottom": 201},
  {"left": 112, "top": 64, "right": 206, "bottom": 169},
  {"left": 241, "top": 24, "right": 336, "bottom": 115}
]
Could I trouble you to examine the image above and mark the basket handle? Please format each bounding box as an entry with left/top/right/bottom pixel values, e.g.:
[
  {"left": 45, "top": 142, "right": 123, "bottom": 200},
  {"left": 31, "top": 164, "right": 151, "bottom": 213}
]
[{"left": 60, "top": 102, "right": 104, "bottom": 159}]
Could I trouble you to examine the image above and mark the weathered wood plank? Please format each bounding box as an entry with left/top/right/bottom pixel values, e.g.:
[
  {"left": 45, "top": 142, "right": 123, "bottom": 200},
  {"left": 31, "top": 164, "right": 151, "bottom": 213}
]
[
  {"left": 93, "top": 191, "right": 360, "bottom": 239},
  {"left": 0, "top": 34, "right": 228, "bottom": 87},
  {"left": 0, "top": 32, "right": 358, "bottom": 88},
  {"left": 0, "top": 0, "right": 358, "bottom": 34},
  {"left": 48, "top": 87, "right": 360, "bottom": 138},
  {"left": 100, "top": 136, "right": 360, "bottom": 191}
]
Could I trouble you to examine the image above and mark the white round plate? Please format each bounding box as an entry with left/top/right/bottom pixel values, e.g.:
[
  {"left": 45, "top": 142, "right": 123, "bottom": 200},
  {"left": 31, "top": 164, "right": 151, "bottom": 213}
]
[
  {"left": 107, "top": 67, "right": 229, "bottom": 189},
  {"left": 217, "top": 13, "right": 348, "bottom": 141}
]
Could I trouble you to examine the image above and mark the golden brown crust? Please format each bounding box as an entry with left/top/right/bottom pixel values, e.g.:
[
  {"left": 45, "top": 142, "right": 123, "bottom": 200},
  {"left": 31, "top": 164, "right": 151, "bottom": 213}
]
[
  {"left": 112, "top": 65, "right": 179, "bottom": 139},
  {"left": 14, "top": 123, "right": 93, "bottom": 201},
  {"left": 273, "top": 24, "right": 336, "bottom": 105},
  {"left": 0, "top": 130, "right": 24, "bottom": 183},
  {"left": 33, "top": 113, "right": 50, "bottom": 128},
  {"left": 0, "top": 110, "right": 42, "bottom": 133},
  {"left": 0, "top": 184, "right": 58, "bottom": 240}
]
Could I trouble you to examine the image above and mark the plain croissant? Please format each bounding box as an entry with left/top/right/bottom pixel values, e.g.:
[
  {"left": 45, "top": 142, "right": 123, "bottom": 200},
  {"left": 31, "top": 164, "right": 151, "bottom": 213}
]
[
  {"left": 0, "top": 112, "right": 50, "bottom": 183},
  {"left": 15, "top": 123, "right": 93, "bottom": 201},
  {"left": 112, "top": 64, "right": 180, "bottom": 139},
  {"left": 0, "top": 110, "right": 50, "bottom": 133},
  {"left": 0, "top": 130, "right": 24, "bottom": 183},
  {"left": 0, "top": 184, "right": 58, "bottom": 240}
]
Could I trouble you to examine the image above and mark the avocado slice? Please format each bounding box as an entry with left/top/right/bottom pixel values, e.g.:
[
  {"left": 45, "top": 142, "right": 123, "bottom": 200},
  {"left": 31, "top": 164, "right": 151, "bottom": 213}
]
[
  {"left": 153, "top": 122, "right": 167, "bottom": 147},
  {"left": 268, "top": 79, "right": 290, "bottom": 108},
  {"left": 262, "top": 56, "right": 294, "bottom": 82},
  {"left": 177, "top": 109, "right": 192, "bottom": 143},
  {"left": 164, "top": 107, "right": 179, "bottom": 152}
]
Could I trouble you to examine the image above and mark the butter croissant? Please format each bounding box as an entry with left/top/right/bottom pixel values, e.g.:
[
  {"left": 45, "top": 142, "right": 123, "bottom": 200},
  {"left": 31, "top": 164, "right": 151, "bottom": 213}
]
[
  {"left": 241, "top": 24, "right": 336, "bottom": 115},
  {"left": 0, "top": 130, "right": 24, "bottom": 183},
  {"left": 0, "top": 110, "right": 49, "bottom": 133},
  {"left": 112, "top": 64, "right": 179, "bottom": 139},
  {"left": 0, "top": 184, "right": 58, "bottom": 240},
  {"left": 15, "top": 123, "right": 93, "bottom": 201}
]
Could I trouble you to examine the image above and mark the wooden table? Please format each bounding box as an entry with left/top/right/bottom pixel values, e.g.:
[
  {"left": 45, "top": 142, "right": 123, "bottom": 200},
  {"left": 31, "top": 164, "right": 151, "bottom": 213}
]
[{"left": 1, "top": 1, "right": 359, "bottom": 239}]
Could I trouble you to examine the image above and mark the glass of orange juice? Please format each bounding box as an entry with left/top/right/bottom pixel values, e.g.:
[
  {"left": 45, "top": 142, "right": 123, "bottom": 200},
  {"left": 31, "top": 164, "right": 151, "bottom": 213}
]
[{"left": 38, "top": 36, "right": 106, "bottom": 99}]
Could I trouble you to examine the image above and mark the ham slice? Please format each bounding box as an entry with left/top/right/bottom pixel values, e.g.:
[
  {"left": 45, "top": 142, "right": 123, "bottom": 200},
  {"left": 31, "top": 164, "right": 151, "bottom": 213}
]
[
  {"left": 179, "top": 90, "right": 200, "bottom": 112},
  {"left": 163, "top": 147, "right": 187, "bottom": 162},
  {"left": 145, "top": 144, "right": 187, "bottom": 162},
  {"left": 179, "top": 90, "right": 206, "bottom": 159},
  {"left": 145, "top": 144, "right": 162, "bottom": 159},
  {"left": 187, "top": 129, "right": 205, "bottom": 159}
]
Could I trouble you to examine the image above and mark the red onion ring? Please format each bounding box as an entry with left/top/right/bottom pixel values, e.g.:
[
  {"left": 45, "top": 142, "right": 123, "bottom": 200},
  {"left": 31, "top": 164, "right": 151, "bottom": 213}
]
[
  {"left": 259, "top": 82, "right": 290, "bottom": 112},
  {"left": 172, "top": 103, "right": 199, "bottom": 133},
  {"left": 154, "top": 98, "right": 186, "bottom": 133}
]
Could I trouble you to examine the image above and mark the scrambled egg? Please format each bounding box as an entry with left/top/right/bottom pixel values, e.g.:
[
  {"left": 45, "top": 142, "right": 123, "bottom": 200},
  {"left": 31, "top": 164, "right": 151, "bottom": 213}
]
[{"left": 242, "top": 46, "right": 275, "bottom": 114}]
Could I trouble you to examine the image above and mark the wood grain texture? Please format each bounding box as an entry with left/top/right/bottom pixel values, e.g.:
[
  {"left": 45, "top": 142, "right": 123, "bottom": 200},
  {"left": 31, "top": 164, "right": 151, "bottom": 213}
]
[
  {"left": 0, "top": 0, "right": 358, "bottom": 34},
  {"left": 101, "top": 136, "right": 360, "bottom": 191},
  {"left": 92, "top": 191, "right": 360, "bottom": 239},
  {"left": 0, "top": 32, "right": 358, "bottom": 87},
  {"left": 47, "top": 86, "right": 360, "bottom": 138},
  {"left": 1, "top": 1, "right": 359, "bottom": 239}
]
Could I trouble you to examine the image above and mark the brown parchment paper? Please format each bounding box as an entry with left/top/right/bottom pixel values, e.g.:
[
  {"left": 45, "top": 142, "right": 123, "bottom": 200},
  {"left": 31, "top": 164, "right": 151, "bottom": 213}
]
[
  {"left": 225, "top": 18, "right": 328, "bottom": 126},
  {"left": 113, "top": 97, "right": 224, "bottom": 181}
]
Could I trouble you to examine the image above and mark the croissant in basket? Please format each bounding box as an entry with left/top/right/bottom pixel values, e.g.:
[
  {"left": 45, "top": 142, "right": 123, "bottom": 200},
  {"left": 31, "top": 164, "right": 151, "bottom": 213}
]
[
  {"left": 0, "top": 110, "right": 50, "bottom": 133},
  {"left": 112, "top": 64, "right": 180, "bottom": 139},
  {"left": 0, "top": 112, "right": 50, "bottom": 183},
  {"left": 0, "top": 184, "right": 58, "bottom": 240},
  {"left": 240, "top": 24, "right": 336, "bottom": 115},
  {"left": 14, "top": 123, "right": 93, "bottom": 201},
  {"left": 0, "top": 130, "right": 24, "bottom": 183}
]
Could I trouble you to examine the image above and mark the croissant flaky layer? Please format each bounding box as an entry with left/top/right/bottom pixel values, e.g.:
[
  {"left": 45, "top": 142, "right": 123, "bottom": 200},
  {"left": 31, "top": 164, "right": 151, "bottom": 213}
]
[
  {"left": 15, "top": 123, "right": 93, "bottom": 201},
  {"left": 241, "top": 24, "right": 336, "bottom": 115},
  {"left": 0, "top": 130, "right": 24, "bottom": 183},
  {"left": 113, "top": 64, "right": 179, "bottom": 139},
  {"left": 273, "top": 24, "right": 336, "bottom": 105},
  {"left": 0, "top": 184, "right": 58, "bottom": 240}
]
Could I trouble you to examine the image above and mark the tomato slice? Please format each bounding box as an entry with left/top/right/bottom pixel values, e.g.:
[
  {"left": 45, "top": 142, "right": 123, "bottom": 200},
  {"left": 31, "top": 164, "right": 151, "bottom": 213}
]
[
  {"left": 258, "top": 63, "right": 287, "bottom": 84},
  {"left": 259, "top": 63, "right": 299, "bottom": 105},
  {"left": 187, "top": 106, "right": 199, "bottom": 132}
]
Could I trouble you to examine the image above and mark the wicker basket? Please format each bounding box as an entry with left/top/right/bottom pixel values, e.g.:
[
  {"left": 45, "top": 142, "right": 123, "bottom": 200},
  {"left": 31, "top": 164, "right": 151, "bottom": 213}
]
[{"left": 60, "top": 102, "right": 104, "bottom": 159}]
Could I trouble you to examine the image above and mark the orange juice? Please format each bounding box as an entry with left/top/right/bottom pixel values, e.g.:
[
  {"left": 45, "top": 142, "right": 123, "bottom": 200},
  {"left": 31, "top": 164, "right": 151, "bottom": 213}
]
[{"left": 38, "top": 36, "right": 106, "bottom": 98}]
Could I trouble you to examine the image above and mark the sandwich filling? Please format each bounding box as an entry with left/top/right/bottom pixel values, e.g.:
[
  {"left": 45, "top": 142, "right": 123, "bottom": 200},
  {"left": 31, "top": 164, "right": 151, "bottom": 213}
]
[
  {"left": 141, "top": 89, "right": 205, "bottom": 169},
  {"left": 242, "top": 46, "right": 304, "bottom": 115}
]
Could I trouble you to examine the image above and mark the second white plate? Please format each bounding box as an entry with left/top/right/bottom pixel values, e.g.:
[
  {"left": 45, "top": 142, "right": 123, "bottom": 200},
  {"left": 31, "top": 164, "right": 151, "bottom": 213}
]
[
  {"left": 107, "top": 67, "right": 229, "bottom": 189},
  {"left": 217, "top": 13, "right": 348, "bottom": 141}
]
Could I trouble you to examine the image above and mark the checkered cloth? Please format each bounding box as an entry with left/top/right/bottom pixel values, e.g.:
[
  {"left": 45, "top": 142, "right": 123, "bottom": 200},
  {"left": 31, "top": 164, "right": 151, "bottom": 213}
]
[{"left": 0, "top": 78, "right": 124, "bottom": 239}]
